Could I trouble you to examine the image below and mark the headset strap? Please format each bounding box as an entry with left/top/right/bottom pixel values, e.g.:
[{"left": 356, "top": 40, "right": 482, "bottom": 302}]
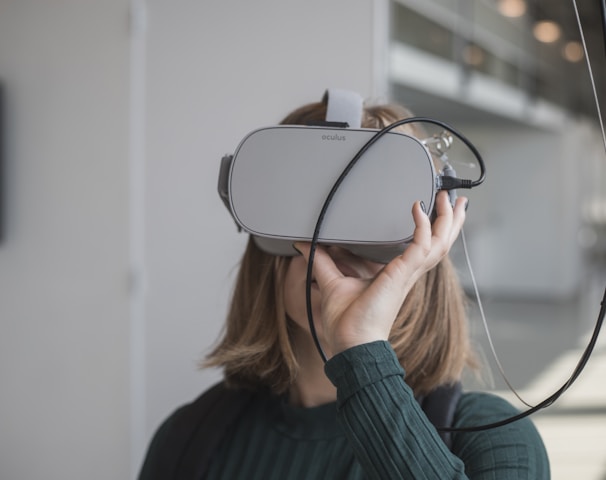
[
  {"left": 417, "top": 382, "right": 462, "bottom": 449},
  {"left": 323, "top": 88, "right": 363, "bottom": 129}
]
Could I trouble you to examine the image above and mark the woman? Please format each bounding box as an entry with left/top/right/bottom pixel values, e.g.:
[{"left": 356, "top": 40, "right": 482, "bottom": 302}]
[{"left": 139, "top": 97, "right": 550, "bottom": 479}]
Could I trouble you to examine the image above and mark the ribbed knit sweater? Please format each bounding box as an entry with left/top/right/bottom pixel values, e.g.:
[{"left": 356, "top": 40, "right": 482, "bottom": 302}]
[
  {"left": 207, "top": 342, "right": 549, "bottom": 479},
  {"left": 144, "top": 341, "right": 550, "bottom": 479}
]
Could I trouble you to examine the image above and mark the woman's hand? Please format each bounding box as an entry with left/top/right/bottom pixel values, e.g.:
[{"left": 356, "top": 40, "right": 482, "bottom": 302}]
[{"left": 295, "top": 191, "right": 467, "bottom": 357}]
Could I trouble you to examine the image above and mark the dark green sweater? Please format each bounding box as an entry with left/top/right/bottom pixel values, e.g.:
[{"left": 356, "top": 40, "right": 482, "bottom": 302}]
[
  {"left": 207, "top": 342, "right": 549, "bottom": 479},
  {"left": 143, "top": 341, "right": 550, "bottom": 479}
]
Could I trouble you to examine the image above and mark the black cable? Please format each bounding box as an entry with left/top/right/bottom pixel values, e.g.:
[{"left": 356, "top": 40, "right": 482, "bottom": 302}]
[
  {"left": 442, "top": 0, "right": 606, "bottom": 434},
  {"left": 304, "top": 113, "right": 606, "bottom": 432},
  {"left": 305, "top": 117, "right": 486, "bottom": 364},
  {"left": 439, "top": 286, "right": 606, "bottom": 432}
]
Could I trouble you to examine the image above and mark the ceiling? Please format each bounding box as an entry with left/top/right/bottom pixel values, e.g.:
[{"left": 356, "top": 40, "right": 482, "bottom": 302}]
[
  {"left": 539, "top": 0, "right": 605, "bottom": 115},
  {"left": 390, "top": 0, "right": 605, "bottom": 128}
]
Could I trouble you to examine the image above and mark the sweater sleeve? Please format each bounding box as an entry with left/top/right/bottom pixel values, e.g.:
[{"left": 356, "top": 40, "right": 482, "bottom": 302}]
[{"left": 324, "top": 341, "right": 550, "bottom": 480}]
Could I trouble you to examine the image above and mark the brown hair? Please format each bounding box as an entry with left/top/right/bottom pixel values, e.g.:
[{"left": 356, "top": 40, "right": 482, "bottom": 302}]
[{"left": 205, "top": 98, "right": 477, "bottom": 396}]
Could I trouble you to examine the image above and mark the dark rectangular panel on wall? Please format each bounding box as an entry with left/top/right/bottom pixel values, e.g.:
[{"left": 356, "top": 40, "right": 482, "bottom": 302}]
[{"left": 0, "top": 81, "right": 4, "bottom": 242}]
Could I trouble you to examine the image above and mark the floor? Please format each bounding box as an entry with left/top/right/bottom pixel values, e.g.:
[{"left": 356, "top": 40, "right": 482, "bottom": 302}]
[{"left": 462, "top": 285, "right": 606, "bottom": 479}]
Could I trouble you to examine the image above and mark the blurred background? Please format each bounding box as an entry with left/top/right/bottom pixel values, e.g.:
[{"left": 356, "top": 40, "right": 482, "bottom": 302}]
[{"left": 0, "top": 0, "right": 604, "bottom": 478}]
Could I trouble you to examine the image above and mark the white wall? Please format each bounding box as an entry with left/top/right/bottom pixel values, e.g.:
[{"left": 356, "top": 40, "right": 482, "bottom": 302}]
[
  {"left": 453, "top": 121, "right": 596, "bottom": 299},
  {"left": 0, "top": 1, "right": 131, "bottom": 479},
  {"left": 0, "top": 0, "right": 387, "bottom": 478},
  {"left": 141, "top": 0, "right": 384, "bottom": 468}
]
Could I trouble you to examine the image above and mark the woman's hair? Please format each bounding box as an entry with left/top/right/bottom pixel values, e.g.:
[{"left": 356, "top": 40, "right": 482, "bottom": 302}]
[{"left": 204, "top": 99, "right": 477, "bottom": 396}]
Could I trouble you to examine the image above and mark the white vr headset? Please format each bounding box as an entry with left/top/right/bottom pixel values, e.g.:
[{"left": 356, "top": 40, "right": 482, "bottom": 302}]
[{"left": 218, "top": 89, "right": 485, "bottom": 263}]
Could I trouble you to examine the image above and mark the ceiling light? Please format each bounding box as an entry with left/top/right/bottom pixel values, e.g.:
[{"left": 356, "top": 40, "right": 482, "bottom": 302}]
[
  {"left": 533, "top": 20, "right": 561, "bottom": 43},
  {"left": 562, "top": 41, "right": 584, "bottom": 62},
  {"left": 497, "top": 0, "right": 527, "bottom": 18}
]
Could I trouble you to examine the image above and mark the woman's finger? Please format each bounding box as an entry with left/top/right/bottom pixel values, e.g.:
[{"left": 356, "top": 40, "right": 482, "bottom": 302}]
[
  {"left": 375, "top": 200, "right": 435, "bottom": 293},
  {"left": 428, "top": 191, "right": 455, "bottom": 246},
  {"left": 294, "top": 242, "right": 343, "bottom": 289},
  {"left": 449, "top": 196, "right": 468, "bottom": 245}
]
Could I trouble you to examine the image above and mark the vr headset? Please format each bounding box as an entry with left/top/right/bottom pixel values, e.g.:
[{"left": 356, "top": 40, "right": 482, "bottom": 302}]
[{"left": 218, "top": 89, "right": 485, "bottom": 263}]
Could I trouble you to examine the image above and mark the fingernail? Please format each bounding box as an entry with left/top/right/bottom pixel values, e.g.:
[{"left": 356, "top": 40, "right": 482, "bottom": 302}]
[{"left": 419, "top": 201, "right": 426, "bottom": 214}]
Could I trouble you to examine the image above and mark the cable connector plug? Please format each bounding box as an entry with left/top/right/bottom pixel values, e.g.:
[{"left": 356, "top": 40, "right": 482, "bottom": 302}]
[{"left": 439, "top": 175, "right": 473, "bottom": 190}]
